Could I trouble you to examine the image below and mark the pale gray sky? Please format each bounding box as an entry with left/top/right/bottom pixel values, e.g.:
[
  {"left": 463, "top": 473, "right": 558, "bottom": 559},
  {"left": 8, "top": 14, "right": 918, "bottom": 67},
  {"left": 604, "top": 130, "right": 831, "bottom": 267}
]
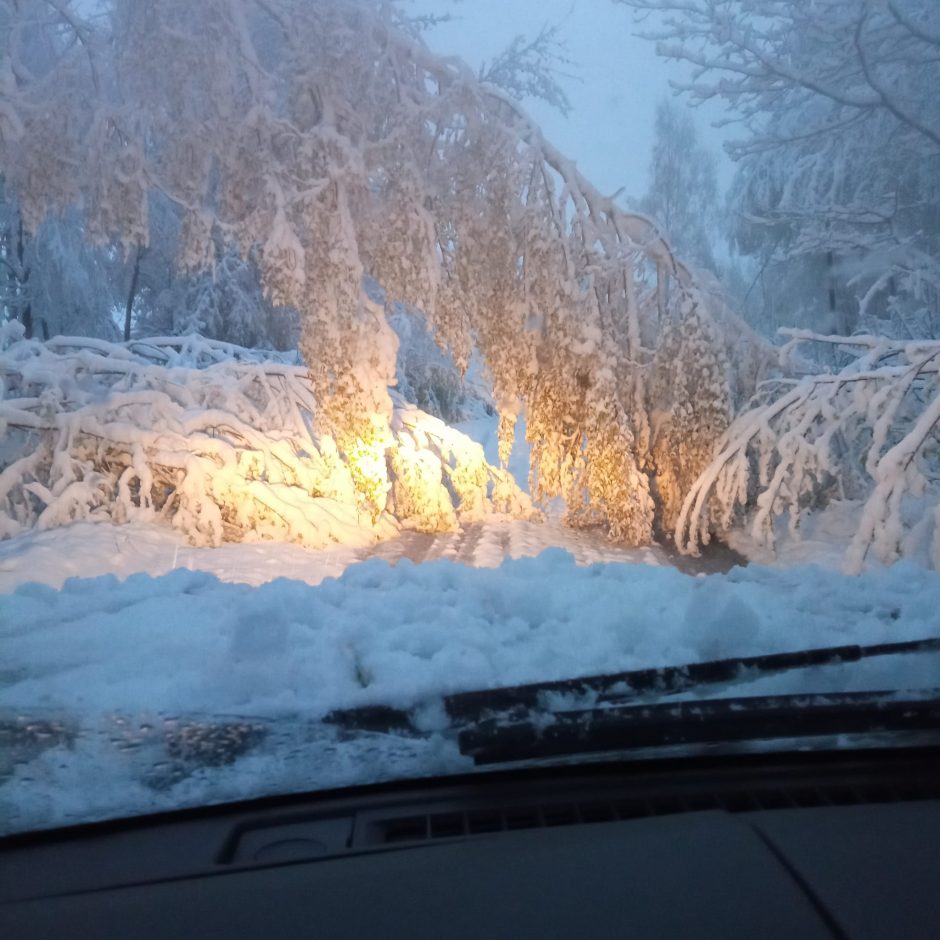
[{"left": 409, "top": 0, "right": 736, "bottom": 201}]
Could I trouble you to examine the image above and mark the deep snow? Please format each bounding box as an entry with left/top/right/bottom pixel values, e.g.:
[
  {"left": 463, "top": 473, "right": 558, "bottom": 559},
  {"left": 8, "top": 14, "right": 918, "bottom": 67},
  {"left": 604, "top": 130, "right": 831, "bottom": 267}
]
[
  {"left": 4, "top": 551, "right": 940, "bottom": 718},
  {"left": 2, "top": 546, "right": 939, "bottom": 835}
]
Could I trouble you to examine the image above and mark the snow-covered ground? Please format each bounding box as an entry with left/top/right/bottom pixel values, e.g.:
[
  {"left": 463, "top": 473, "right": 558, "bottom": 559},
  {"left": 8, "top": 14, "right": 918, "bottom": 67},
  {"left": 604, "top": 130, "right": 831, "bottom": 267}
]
[
  {"left": 6, "top": 548, "right": 939, "bottom": 718},
  {"left": 0, "top": 518, "right": 667, "bottom": 594}
]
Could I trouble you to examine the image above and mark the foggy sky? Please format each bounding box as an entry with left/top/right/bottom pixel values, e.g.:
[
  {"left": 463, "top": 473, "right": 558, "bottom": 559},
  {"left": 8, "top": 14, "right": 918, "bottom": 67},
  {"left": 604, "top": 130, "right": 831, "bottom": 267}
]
[{"left": 410, "top": 0, "right": 736, "bottom": 203}]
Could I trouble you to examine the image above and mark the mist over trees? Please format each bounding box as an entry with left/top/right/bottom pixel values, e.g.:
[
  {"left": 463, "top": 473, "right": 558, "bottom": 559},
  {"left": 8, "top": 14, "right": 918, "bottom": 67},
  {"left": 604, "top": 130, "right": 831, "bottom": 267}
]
[{"left": 617, "top": 0, "right": 940, "bottom": 568}]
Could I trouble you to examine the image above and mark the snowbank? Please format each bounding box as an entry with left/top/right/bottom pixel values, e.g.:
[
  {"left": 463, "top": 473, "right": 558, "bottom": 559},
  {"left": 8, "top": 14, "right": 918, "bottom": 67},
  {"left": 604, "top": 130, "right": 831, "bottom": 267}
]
[
  {"left": 3, "top": 552, "right": 938, "bottom": 718},
  {"left": 2, "top": 550, "right": 939, "bottom": 833}
]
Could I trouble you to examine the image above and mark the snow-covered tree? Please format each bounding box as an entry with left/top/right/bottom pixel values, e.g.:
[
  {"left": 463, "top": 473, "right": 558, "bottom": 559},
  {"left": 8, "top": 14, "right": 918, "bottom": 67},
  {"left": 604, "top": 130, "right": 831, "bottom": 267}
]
[
  {"left": 0, "top": 0, "right": 750, "bottom": 543},
  {"left": 633, "top": 99, "right": 719, "bottom": 273},
  {"left": 616, "top": 0, "right": 940, "bottom": 339},
  {"left": 1, "top": 186, "right": 120, "bottom": 340},
  {"left": 137, "top": 244, "right": 298, "bottom": 351}
]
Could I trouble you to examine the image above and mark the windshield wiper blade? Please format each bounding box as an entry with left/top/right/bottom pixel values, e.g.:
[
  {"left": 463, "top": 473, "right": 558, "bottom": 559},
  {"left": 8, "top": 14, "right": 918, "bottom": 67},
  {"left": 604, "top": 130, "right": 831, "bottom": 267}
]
[
  {"left": 325, "top": 637, "right": 940, "bottom": 734},
  {"left": 458, "top": 690, "right": 940, "bottom": 766},
  {"left": 445, "top": 638, "right": 940, "bottom": 719}
]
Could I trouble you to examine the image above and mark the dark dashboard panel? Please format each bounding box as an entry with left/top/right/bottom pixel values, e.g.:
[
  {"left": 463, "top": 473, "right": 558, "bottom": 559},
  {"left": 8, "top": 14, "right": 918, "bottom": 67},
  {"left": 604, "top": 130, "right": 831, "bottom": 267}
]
[
  {"left": 5, "top": 812, "right": 831, "bottom": 940},
  {"left": 3, "top": 751, "right": 939, "bottom": 939},
  {"left": 753, "top": 802, "right": 940, "bottom": 940}
]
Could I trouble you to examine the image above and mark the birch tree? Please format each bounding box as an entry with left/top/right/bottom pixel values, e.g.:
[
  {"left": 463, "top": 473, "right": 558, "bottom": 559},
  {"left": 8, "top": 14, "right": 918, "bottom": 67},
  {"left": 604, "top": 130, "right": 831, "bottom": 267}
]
[{"left": 1, "top": 0, "right": 746, "bottom": 543}]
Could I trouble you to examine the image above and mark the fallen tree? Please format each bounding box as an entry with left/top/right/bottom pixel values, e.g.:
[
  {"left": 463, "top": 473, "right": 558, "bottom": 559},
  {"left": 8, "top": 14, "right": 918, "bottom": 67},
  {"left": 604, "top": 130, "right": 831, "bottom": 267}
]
[{"left": 0, "top": 324, "right": 534, "bottom": 547}]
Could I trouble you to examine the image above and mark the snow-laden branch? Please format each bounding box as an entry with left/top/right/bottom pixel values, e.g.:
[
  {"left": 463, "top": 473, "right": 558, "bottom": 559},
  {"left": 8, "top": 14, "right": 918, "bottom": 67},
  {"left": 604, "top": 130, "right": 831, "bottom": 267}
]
[
  {"left": 0, "top": 325, "right": 535, "bottom": 546},
  {"left": 676, "top": 331, "right": 940, "bottom": 571},
  {"left": 1, "top": 0, "right": 768, "bottom": 544},
  {"left": 377, "top": 14, "right": 696, "bottom": 289}
]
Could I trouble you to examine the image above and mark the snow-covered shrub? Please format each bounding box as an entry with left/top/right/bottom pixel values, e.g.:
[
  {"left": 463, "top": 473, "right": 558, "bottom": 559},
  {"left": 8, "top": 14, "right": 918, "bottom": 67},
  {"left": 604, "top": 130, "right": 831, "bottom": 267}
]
[
  {"left": 387, "top": 441, "right": 457, "bottom": 533},
  {"left": 0, "top": 333, "right": 534, "bottom": 546},
  {"left": 678, "top": 331, "right": 940, "bottom": 571}
]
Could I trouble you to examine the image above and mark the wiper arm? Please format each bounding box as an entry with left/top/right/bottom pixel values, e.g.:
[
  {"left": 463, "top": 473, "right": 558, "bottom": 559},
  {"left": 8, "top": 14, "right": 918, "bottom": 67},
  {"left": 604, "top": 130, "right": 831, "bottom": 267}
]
[
  {"left": 459, "top": 689, "right": 940, "bottom": 765},
  {"left": 325, "top": 637, "right": 940, "bottom": 734}
]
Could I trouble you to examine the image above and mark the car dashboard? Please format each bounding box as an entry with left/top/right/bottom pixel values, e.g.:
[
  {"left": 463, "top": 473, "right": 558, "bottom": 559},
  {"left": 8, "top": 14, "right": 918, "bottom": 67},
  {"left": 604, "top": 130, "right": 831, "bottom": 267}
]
[{"left": 2, "top": 747, "right": 939, "bottom": 939}]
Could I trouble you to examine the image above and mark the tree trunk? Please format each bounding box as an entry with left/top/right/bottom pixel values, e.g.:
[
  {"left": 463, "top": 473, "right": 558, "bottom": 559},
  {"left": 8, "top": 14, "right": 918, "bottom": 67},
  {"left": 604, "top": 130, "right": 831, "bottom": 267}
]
[
  {"left": 16, "top": 219, "right": 32, "bottom": 339},
  {"left": 123, "top": 243, "right": 144, "bottom": 342}
]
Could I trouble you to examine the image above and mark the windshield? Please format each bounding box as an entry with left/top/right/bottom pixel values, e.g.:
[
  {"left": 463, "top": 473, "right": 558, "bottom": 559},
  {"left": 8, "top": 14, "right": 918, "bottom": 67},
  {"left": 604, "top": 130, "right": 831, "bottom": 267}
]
[{"left": 2, "top": 0, "right": 940, "bottom": 838}]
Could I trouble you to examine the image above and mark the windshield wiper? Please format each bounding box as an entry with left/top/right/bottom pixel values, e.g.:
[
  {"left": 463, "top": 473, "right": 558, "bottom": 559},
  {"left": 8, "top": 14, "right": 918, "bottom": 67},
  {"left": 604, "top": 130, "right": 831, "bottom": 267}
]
[
  {"left": 458, "top": 689, "right": 940, "bottom": 765},
  {"left": 325, "top": 636, "right": 940, "bottom": 736}
]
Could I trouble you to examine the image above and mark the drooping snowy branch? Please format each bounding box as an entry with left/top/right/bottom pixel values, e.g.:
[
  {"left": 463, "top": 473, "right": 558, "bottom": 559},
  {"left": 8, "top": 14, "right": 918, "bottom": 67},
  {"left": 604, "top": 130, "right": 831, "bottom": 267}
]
[
  {"left": 478, "top": 22, "right": 576, "bottom": 118},
  {"left": 0, "top": 324, "right": 534, "bottom": 545},
  {"left": 677, "top": 330, "right": 940, "bottom": 571},
  {"left": 1, "top": 0, "right": 759, "bottom": 543}
]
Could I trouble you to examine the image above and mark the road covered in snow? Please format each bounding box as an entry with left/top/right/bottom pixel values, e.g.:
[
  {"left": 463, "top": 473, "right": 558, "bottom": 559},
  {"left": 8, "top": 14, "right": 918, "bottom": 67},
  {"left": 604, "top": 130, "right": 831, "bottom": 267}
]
[
  {"left": 0, "top": 518, "right": 673, "bottom": 594},
  {"left": 5, "top": 541, "right": 940, "bottom": 717}
]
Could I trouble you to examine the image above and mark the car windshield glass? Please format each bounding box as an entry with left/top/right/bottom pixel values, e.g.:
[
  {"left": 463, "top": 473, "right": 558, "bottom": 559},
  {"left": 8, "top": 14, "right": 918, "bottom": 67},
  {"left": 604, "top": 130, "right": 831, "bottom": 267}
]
[{"left": 2, "top": 0, "right": 940, "bottom": 837}]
